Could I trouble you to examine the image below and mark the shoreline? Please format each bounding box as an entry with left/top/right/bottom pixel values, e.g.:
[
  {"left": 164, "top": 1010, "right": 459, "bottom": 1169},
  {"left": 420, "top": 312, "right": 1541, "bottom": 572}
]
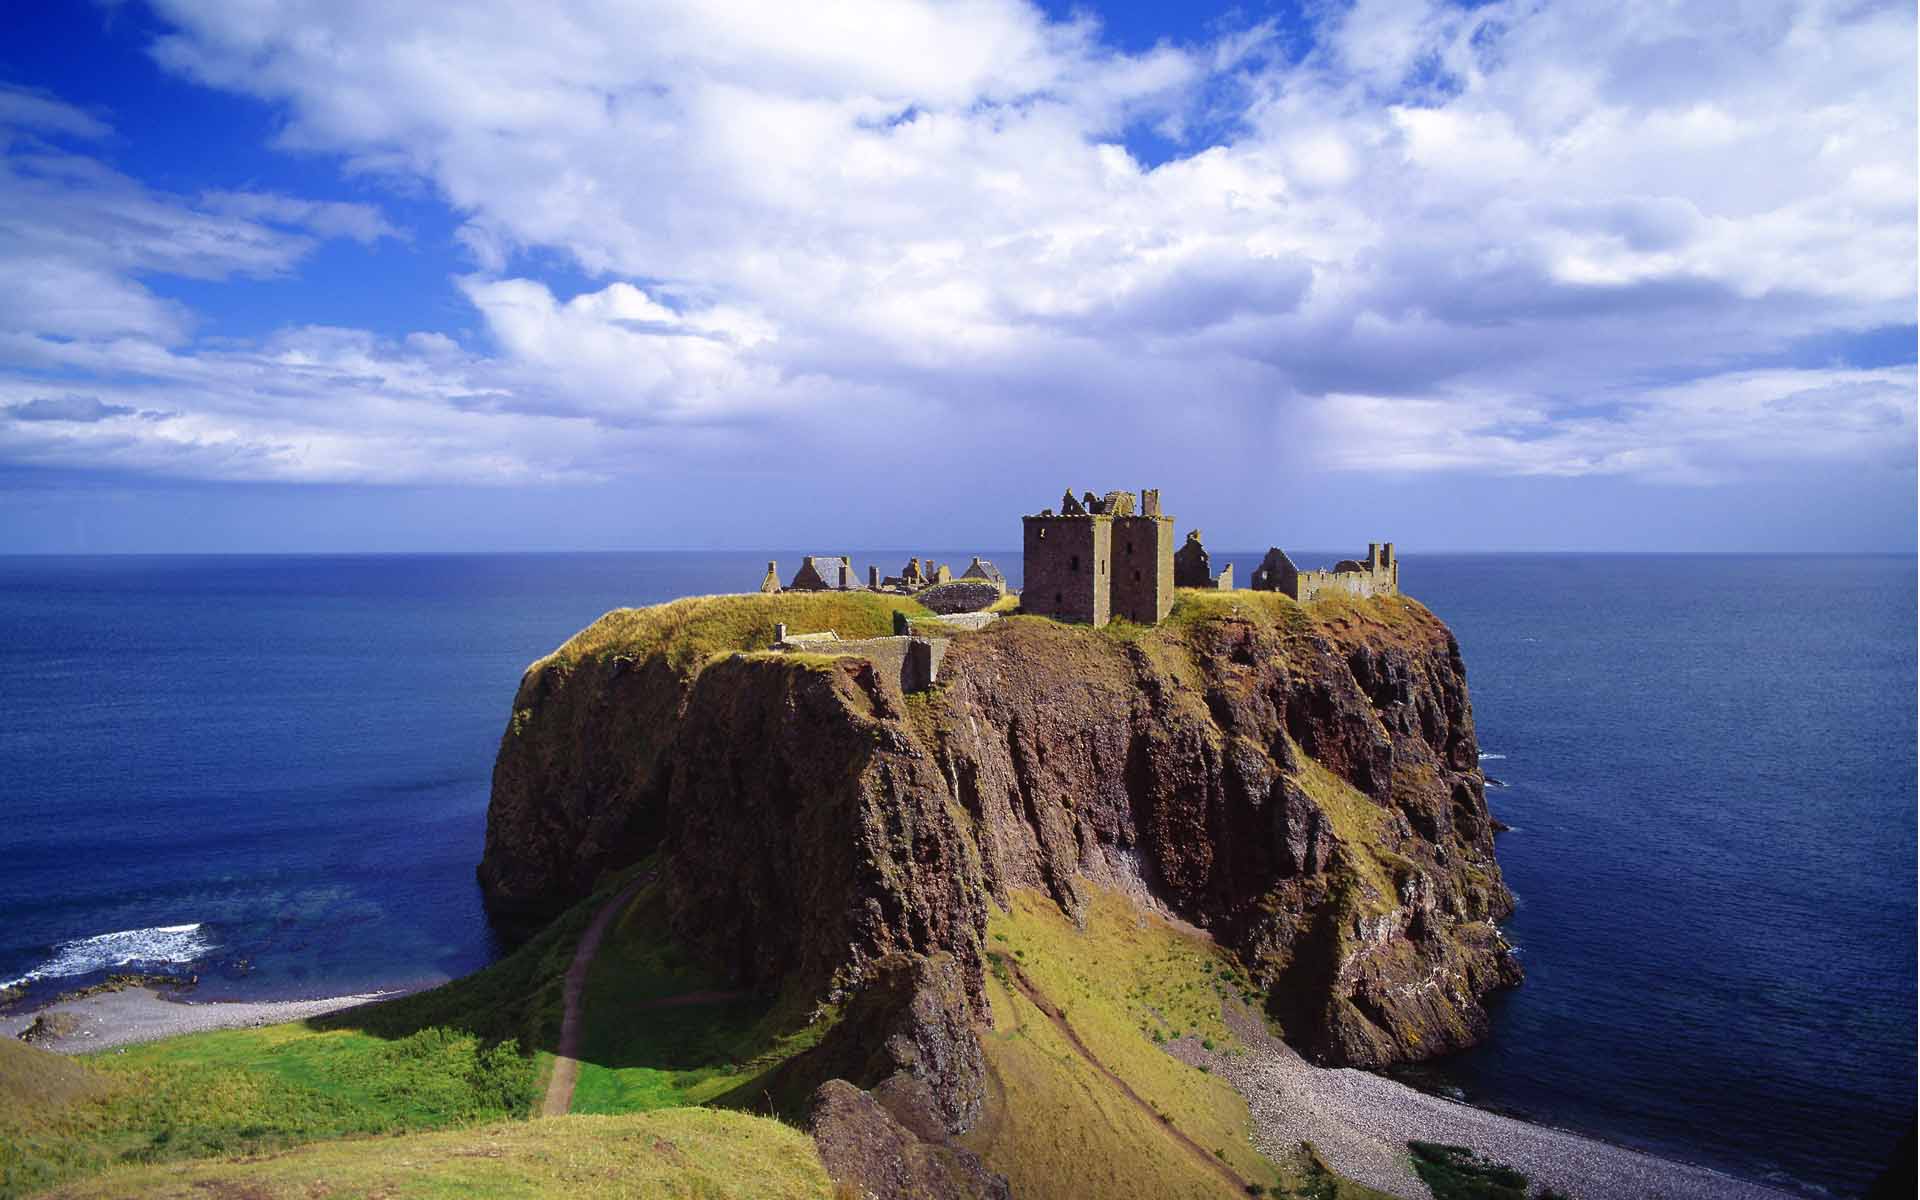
[
  {"left": 4, "top": 979, "right": 1808, "bottom": 1198},
  {"left": 1, "top": 984, "right": 415, "bottom": 1054},
  {"left": 1168, "top": 1002, "right": 1803, "bottom": 1200}
]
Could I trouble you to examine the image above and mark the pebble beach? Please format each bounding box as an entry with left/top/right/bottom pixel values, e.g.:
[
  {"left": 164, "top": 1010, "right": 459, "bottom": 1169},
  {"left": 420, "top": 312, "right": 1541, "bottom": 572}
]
[
  {"left": 3, "top": 986, "right": 401, "bottom": 1054},
  {"left": 1167, "top": 1003, "right": 1799, "bottom": 1200}
]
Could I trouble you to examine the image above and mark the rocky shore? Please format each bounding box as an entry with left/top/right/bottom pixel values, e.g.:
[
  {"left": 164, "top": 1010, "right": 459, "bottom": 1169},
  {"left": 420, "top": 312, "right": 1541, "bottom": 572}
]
[
  {"left": 2, "top": 985, "right": 402, "bottom": 1053},
  {"left": 1168, "top": 1002, "right": 1797, "bottom": 1200}
]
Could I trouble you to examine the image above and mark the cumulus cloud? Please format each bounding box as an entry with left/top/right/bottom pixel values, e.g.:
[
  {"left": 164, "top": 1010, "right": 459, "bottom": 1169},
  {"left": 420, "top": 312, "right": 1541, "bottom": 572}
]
[{"left": 0, "top": 0, "right": 1910, "bottom": 492}]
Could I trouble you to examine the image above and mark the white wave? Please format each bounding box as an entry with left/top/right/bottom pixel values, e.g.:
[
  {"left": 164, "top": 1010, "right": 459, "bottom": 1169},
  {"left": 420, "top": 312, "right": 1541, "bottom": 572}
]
[
  {"left": 1478, "top": 752, "right": 1507, "bottom": 761},
  {"left": 2, "top": 922, "right": 215, "bottom": 989}
]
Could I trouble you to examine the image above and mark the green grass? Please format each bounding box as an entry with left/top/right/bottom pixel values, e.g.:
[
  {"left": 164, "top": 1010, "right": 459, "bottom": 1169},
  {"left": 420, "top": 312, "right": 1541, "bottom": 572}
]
[
  {"left": 1164, "top": 588, "right": 1310, "bottom": 638},
  {"left": 41, "top": 1108, "right": 833, "bottom": 1199},
  {"left": 1, "top": 1024, "right": 535, "bottom": 1199},
  {"left": 0, "top": 871, "right": 647, "bottom": 1199},
  {"left": 565, "top": 879, "right": 834, "bottom": 1115},
  {"left": 962, "top": 887, "right": 1292, "bottom": 1200},
  {"left": 1408, "top": 1141, "right": 1570, "bottom": 1200},
  {"left": 1161, "top": 587, "right": 1434, "bottom": 648},
  {"left": 1286, "top": 754, "right": 1402, "bottom": 920},
  {"left": 535, "top": 591, "right": 934, "bottom": 676}
]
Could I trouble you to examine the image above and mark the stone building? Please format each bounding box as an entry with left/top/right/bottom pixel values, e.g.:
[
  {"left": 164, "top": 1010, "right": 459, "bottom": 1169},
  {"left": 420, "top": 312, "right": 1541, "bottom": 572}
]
[
  {"left": 961, "top": 556, "right": 1006, "bottom": 593},
  {"left": 1250, "top": 543, "right": 1398, "bottom": 602},
  {"left": 1022, "top": 487, "right": 1174, "bottom": 627},
  {"left": 760, "top": 561, "right": 781, "bottom": 593},
  {"left": 789, "top": 555, "right": 856, "bottom": 591},
  {"left": 1173, "top": 531, "right": 1233, "bottom": 590}
]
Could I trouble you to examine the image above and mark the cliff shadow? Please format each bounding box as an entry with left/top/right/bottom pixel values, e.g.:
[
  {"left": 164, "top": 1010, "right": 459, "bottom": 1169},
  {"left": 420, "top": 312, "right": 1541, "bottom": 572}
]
[{"left": 303, "top": 863, "right": 660, "bottom": 1057}]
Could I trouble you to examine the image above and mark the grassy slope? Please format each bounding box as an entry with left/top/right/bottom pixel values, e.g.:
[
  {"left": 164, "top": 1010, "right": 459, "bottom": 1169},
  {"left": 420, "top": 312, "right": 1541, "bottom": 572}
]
[
  {"left": 566, "top": 874, "right": 832, "bottom": 1115},
  {"left": 0, "top": 872, "right": 639, "bottom": 1200},
  {"left": 964, "top": 887, "right": 1337, "bottom": 1200},
  {"left": 38, "top": 1109, "right": 832, "bottom": 1200},
  {"left": 4, "top": 1022, "right": 538, "bottom": 1200}
]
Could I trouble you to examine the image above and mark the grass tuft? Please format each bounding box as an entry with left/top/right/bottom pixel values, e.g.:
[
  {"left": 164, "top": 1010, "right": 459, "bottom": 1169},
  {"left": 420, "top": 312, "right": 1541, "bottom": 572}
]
[{"left": 1408, "top": 1140, "right": 1569, "bottom": 1200}]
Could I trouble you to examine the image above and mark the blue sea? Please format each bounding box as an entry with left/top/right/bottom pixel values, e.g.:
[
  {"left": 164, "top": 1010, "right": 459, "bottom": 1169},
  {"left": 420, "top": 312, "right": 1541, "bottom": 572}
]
[{"left": 0, "top": 552, "right": 1911, "bottom": 1195}]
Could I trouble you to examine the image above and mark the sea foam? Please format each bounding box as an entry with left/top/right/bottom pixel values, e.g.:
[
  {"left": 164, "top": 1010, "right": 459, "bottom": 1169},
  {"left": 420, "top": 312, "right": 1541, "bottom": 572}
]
[{"left": 2, "top": 922, "right": 214, "bottom": 989}]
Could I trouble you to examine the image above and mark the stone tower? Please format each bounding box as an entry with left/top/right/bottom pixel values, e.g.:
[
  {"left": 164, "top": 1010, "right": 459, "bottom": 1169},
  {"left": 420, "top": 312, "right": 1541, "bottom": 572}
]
[
  {"left": 1021, "top": 487, "right": 1174, "bottom": 627},
  {"left": 1111, "top": 490, "right": 1174, "bottom": 624}
]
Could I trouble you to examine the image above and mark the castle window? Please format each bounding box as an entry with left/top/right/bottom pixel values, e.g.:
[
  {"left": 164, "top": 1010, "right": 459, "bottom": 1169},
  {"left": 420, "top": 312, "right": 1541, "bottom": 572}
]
[
  {"left": 1037, "top": 528, "right": 1047, "bottom": 540},
  {"left": 1054, "top": 592, "right": 1063, "bottom": 605},
  {"left": 1133, "top": 569, "right": 1142, "bottom": 582},
  {"left": 1070, "top": 554, "right": 1080, "bottom": 573},
  {"left": 1125, "top": 541, "right": 1133, "bottom": 555}
]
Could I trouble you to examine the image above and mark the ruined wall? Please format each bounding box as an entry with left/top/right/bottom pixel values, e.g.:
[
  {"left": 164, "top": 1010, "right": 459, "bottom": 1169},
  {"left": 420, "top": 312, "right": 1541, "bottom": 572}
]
[
  {"left": 1021, "top": 515, "right": 1111, "bottom": 626},
  {"left": 1176, "top": 532, "right": 1234, "bottom": 590},
  {"left": 1174, "top": 533, "right": 1212, "bottom": 588},
  {"left": 1250, "top": 548, "right": 1300, "bottom": 597},
  {"left": 1255, "top": 545, "right": 1399, "bottom": 602},
  {"left": 1111, "top": 514, "right": 1174, "bottom": 624},
  {"left": 790, "top": 635, "right": 948, "bottom": 693},
  {"left": 792, "top": 556, "right": 854, "bottom": 591},
  {"left": 1297, "top": 546, "right": 1399, "bottom": 602}
]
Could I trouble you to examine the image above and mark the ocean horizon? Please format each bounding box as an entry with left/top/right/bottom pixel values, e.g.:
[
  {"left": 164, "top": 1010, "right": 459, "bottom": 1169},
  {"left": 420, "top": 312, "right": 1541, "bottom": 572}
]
[{"left": 1, "top": 550, "right": 1912, "bottom": 1195}]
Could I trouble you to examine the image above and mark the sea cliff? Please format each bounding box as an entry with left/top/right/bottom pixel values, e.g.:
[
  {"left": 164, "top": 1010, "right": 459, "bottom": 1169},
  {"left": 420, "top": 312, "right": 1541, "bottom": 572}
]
[{"left": 479, "top": 589, "right": 1518, "bottom": 1074}]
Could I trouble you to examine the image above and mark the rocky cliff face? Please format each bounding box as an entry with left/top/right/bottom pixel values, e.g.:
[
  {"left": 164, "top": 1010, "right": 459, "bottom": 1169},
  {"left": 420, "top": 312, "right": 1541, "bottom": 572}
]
[{"left": 481, "top": 591, "right": 1518, "bottom": 1077}]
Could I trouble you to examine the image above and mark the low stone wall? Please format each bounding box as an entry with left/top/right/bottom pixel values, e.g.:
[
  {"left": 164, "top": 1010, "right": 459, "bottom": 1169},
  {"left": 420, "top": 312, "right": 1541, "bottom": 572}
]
[
  {"left": 917, "top": 579, "right": 1003, "bottom": 614},
  {"left": 790, "top": 635, "right": 948, "bottom": 692}
]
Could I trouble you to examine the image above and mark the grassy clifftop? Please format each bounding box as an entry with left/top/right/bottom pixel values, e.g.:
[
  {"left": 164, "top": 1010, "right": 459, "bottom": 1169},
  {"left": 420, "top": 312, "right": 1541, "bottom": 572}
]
[
  {"left": 534, "top": 591, "right": 935, "bottom": 676},
  {"left": 39, "top": 1109, "right": 832, "bottom": 1200},
  {"left": 532, "top": 586, "right": 1438, "bottom": 679}
]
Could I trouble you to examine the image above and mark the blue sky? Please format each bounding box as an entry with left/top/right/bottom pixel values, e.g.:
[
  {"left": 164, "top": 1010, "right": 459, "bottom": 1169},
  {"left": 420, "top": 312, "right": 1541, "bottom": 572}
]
[{"left": 0, "top": 0, "right": 1913, "bottom": 553}]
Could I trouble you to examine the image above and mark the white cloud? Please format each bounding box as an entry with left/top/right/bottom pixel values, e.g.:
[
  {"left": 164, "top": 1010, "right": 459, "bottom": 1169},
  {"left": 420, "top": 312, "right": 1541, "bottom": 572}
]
[
  {"left": 0, "top": 86, "right": 110, "bottom": 140},
  {"left": 0, "top": 0, "right": 1911, "bottom": 493},
  {"left": 0, "top": 106, "right": 403, "bottom": 345},
  {"left": 1313, "top": 367, "right": 1918, "bottom": 483},
  {"left": 199, "top": 191, "right": 402, "bottom": 244}
]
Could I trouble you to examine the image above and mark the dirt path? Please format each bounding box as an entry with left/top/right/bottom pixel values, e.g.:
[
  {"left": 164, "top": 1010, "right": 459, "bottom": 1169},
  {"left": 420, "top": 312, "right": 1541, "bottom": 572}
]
[
  {"left": 538, "top": 877, "right": 649, "bottom": 1118},
  {"left": 999, "top": 957, "right": 1251, "bottom": 1196}
]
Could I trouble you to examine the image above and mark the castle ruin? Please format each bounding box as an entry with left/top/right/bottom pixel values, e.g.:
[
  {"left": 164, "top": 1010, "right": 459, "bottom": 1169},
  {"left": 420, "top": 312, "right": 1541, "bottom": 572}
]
[
  {"left": 768, "top": 496, "right": 1399, "bottom": 638},
  {"left": 769, "top": 623, "right": 947, "bottom": 692},
  {"left": 1021, "top": 487, "right": 1174, "bottom": 627},
  {"left": 960, "top": 556, "right": 1006, "bottom": 593},
  {"left": 1173, "top": 530, "right": 1233, "bottom": 590},
  {"left": 788, "top": 555, "right": 855, "bottom": 591},
  {"left": 1248, "top": 542, "right": 1398, "bottom": 602}
]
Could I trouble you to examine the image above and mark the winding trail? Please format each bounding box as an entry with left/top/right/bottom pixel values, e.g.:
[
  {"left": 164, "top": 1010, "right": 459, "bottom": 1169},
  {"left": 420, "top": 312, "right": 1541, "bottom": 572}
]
[
  {"left": 998, "top": 956, "right": 1252, "bottom": 1196},
  {"left": 538, "top": 877, "right": 649, "bottom": 1118}
]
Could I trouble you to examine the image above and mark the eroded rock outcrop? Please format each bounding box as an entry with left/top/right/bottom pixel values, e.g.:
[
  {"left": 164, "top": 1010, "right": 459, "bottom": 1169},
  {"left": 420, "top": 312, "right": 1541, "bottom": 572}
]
[
  {"left": 810, "top": 1079, "right": 1012, "bottom": 1200},
  {"left": 482, "top": 592, "right": 1518, "bottom": 1080}
]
